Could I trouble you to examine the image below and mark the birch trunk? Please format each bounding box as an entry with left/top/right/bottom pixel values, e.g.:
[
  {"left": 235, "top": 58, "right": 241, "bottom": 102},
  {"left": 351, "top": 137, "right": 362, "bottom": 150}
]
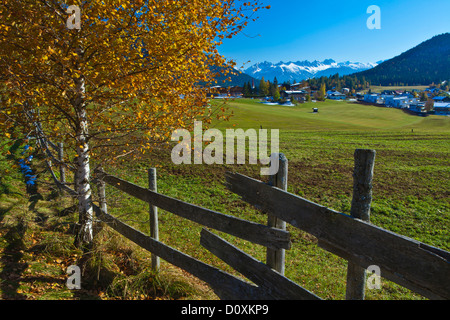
[
  {"left": 73, "top": 46, "right": 94, "bottom": 247},
  {"left": 75, "top": 107, "right": 94, "bottom": 247}
]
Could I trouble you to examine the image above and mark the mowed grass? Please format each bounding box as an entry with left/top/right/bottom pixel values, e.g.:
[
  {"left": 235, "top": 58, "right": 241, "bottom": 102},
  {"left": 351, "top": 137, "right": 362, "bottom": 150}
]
[
  {"left": 213, "top": 98, "right": 447, "bottom": 131},
  {"left": 1, "top": 98, "right": 448, "bottom": 300}
]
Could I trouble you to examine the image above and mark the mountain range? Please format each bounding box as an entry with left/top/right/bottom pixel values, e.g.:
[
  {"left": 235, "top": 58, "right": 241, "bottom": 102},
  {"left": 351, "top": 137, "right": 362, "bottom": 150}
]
[
  {"left": 243, "top": 59, "right": 380, "bottom": 83},
  {"left": 219, "top": 33, "right": 450, "bottom": 87}
]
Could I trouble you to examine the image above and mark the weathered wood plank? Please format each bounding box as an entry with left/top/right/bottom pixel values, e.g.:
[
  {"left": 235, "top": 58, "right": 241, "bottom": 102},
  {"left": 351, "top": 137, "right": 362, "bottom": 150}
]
[
  {"left": 319, "top": 239, "right": 446, "bottom": 300},
  {"left": 266, "top": 153, "right": 288, "bottom": 275},
  {"left": 346, "top": 149, "right": 376, "bottom": 300},
  {"left": 225, "top": 171, "right": 450, "bottom": 300},
  {"left": 200, "top": 229, "right": 321, "bottom": 300},
  {"left": 95, "top": 170, "right": 291, "bottom": 250},
  {"left": 148, "top": 168, "right": 160, "bottom": 271},
  {"left": 92, "top": 204, "right": 271, "bottom": 300},
  {"left": 58, "top": 142, "right": 66, "bottom": 185}
]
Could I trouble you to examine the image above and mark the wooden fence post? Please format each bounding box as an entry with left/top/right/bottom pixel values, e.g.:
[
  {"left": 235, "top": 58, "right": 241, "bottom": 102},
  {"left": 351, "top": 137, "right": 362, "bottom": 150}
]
[
  {"left": 95, "top": 169, "right": 108, "bottom": 237},
  {"left": 148, "top": 168, "right": 160, "bottom": 271},
  {"left": 97, "top": 173, "right": 108, "bottom": 215},
  {"left": 345, "top": 149, "right": 376, "bottom": 300},
  {"left": 266, "top": 153, "right": 288, "bottom": 275},
  {"left": 73, "top": 156, "right": 79, "bottom": 194},
  {"left": 58, "top": 142, "right": 66, "bottom": 185}
]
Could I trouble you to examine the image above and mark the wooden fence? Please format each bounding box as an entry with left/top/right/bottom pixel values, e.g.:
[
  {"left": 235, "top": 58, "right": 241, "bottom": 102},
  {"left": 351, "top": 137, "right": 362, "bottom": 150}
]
[
  {"left": 225, "top": 170, "right": 450, "bottom": 300},
  {"left": 47, "top": 143, "right": 449, "bottom": 300}
]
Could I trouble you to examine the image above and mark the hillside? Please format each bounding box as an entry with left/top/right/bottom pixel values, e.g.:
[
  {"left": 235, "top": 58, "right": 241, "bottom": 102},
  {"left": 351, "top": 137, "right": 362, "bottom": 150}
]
[
  {"left": 210, "top": 65, "right": 258, "bottom": 87},
  {"left": 354, "top": 33, "right": 450, "bottom": 86}
]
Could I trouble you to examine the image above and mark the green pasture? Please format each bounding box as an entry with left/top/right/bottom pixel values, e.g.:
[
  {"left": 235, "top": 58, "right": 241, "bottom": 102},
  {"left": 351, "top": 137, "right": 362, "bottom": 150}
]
[
  {"left": 213, "top": 98, "right": 448, "bottom": 131},
  {"left": 114, "top": 98, "right": 449, "bottom": 300},
  {"left": 1, "top": 98, "right": 448, "bottom": 300}
]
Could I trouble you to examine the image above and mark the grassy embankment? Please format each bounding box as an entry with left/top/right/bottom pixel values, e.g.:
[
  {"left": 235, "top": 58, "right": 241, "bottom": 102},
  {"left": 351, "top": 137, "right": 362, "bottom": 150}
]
[{"left": 1, "top": 98, "right": 448, "bottom": 300}]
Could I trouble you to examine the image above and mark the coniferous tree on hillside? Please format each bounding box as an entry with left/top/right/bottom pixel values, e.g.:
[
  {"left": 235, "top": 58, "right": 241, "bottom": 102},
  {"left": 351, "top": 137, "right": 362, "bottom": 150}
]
[
  {"left": 259, "top": 77, "right": 269, "bottom": 96},
  {"left": 354, "top": 33, "right": 450, "bottom": 86}
]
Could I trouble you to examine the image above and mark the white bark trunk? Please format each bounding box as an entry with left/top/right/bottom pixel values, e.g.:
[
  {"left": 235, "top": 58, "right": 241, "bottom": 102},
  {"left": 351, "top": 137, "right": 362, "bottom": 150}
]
[
  {"left": 76, "top": 114, "right": 94, "bottom": 245},
  {"left": 73, "top": 51, "right": 94, "bottom": 246}
]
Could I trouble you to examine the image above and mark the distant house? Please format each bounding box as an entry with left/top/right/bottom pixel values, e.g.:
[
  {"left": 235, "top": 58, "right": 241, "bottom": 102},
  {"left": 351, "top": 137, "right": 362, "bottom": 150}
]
[
  {"left": 385, "top": 96, "right": 417, "bottom": 108},
  {"left": 327, "top": 91, "right": 346, "bottom": 100},
  {"left": 228, "top": 86, "right": 243, "bottom": 98},
  {"left": 281, "top": 90, "right": 307, "bottom": 101},
  {"left": 432, "top": 96, "right": 449, "bottom": 102},
  {"left": 409, "top": 103, "right": 426, "bottom": 114},
  {"left": 289, "top": 83, "right": 300, "bottom": 90},
  {"left": 380, "top": 94, "right": 395, "bottom": 104},
  {"left": 355, "top": 92, "right": 365, "bottom": 100},
  {"left": 425, "top": 87, "right": 441, "bottom": 95},
  {"left": 209, "top": 86, "right": 228, "bottom": 99},
  {"left": 290, "top": 83, "right": 309, "bottom": 91},
  {"left": 434, "top": 102, "right": 450, "bottom": 116},
  {"left": 364, "top": 93, "right": 380, "bottom": 104},
  {"left": 209, "top": 85, "right": 243, "bottom": 98}
]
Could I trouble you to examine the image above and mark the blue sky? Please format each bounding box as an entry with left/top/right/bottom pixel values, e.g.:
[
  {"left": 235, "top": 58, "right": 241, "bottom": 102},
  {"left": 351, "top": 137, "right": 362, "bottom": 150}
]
[{"left": 219, "top": 0, "right": 450, "bottom": 68}]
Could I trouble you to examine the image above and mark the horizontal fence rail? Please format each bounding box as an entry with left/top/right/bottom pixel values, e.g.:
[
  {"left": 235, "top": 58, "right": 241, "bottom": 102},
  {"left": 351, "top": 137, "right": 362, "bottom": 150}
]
[
  {"left": 200, "top": 229, "right": 321, "bottom": 300},
  {"left": 91, "top": 204, "right": 271, "bottom": 300},
  {"left": 225, "top": 172, "right": 450, "bottom": 300},
  {"left": 95, "top": 169, "right": 291, "bottom": 251}
]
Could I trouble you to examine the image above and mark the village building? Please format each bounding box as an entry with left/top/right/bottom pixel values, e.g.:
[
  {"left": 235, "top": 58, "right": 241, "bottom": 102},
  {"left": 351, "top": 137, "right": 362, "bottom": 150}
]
[
  {"left": 363, "top": 93, "right": 380, "bottom": 104},
  {"left": 434, "top": 102, "right": 450, "bottom": 116},
  {"left": 385, "top": 96, "right": 417, "bottom": 108},
  {"left": 280, "top": 90, "right": 307, "bottom": 101},
  {"left": 289, "top": 83, "right": 309, "bottom": 91},
  {"left": 409, "top": 102, "right": 427, "bottom": 114},
  {"left": 432, "top": 96, "right": 449, "bottom": 103},
  {"left": 209, "top": 85, "right": 243, "bottom": 99},
  {"left": 326, "top": 90, "right": 346, "bottom": 100}
]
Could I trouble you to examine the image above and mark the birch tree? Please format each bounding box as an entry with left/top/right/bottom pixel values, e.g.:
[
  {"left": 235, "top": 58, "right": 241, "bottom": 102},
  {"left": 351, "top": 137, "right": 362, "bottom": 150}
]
[{"left": 0, "top": 0, "right": 268, "bottom": 248}]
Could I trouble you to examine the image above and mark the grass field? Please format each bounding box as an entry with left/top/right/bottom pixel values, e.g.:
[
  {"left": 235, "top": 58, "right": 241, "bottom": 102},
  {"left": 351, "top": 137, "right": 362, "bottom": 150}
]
[
  {"left": 1, "top": 98, "right": 449, "bottom": 300},
  {"left": 368, "top": 85, "right": 429, "bottom": 93}
]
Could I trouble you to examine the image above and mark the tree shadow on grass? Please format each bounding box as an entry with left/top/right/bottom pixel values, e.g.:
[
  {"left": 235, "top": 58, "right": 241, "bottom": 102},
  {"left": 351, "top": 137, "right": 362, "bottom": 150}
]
[
  {"left": 0, "top": 168, "right": 28, "bottom": 299},
  {"left": 0, "top": 220, "right": 28, "bottom": 300},
  {"left": 0, "top": 177, "right": 45, "bottom": 299}
]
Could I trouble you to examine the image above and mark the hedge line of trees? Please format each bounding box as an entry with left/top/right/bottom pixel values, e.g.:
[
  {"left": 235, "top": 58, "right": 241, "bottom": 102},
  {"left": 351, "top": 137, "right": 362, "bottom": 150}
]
[{"left": 242, "top": 77, "right": 281, "bottom": 100}]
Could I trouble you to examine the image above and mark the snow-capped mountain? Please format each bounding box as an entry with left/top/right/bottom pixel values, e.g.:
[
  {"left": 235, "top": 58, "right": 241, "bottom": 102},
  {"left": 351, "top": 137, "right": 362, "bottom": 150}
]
[{"left": 244, "top": 59, "right": 378, "bottom": 83}]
